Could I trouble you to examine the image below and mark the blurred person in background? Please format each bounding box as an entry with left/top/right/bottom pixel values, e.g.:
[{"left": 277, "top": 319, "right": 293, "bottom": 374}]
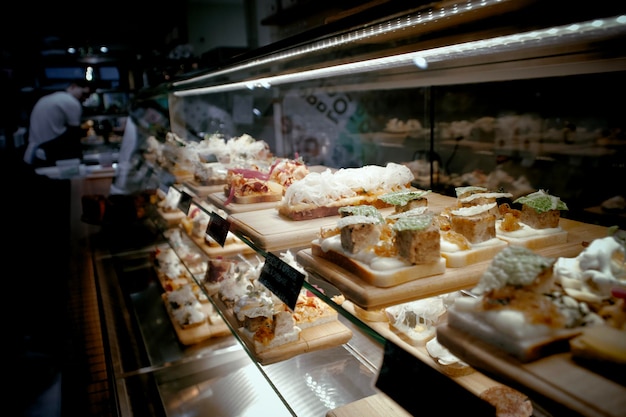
[
  {"left": 109, "top": 99, "right": 170, "bottom": 196},
  {"left": 23, "top": 79, "right": 93, "bottom": 166}
]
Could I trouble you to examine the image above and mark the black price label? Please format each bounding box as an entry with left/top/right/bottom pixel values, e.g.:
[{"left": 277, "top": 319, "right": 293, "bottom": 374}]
[
  {"left": 177, "top": 191, "right": 193, "bottom": 214},
  {"left": 206, "top": 211, "right": 230, "bottom": 247},
  {"left": 258, "top": 252, "right": 305, "bottom": 310},
  {"left": 376, "top": 340, "right": 495, "bottom": 415}
]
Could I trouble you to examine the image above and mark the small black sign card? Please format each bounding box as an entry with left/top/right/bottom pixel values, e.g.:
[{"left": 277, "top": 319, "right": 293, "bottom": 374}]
[
  {"left": 375, "top": 340, "right": 495, "bottom": 415},
  {"left": 206, "top": 211, "right": 230, "bottom": 247},
  {"left": 258, "top": 252, "right": 305, "bottom": 310},
  {"left": 177, "top": 191, "right": 193, "bottom": 214}
]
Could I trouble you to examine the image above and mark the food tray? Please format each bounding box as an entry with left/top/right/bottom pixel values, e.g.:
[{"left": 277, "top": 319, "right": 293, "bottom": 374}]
[
  {"left": 207, "top": 191, "right": 282, "bottom": 213},
  {"left": 297, "top": 248, "right": 487, "bottom": 310},
  {"left": 437, "top": 322, "right": 626, "bottom": 417},
  {"left": 213, "top": 297, "right": 352, "bottom": 365}
]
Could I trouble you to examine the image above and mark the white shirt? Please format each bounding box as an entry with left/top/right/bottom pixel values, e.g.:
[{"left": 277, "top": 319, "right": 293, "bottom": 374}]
[{"left": 23, "top": 91, "right": 83, "bottom": 164}]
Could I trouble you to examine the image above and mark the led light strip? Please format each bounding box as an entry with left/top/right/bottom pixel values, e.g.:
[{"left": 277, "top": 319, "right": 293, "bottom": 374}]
[
  {"left": 173, "top": 0, "right": 509, "bottom": 88},
  {"left": 174, "top": 14, "right": 626, "bottom": 97}
]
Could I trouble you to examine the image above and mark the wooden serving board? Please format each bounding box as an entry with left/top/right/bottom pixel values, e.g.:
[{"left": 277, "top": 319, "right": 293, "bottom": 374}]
[
  {"left": 206, "top": 191, "right": 281, "bottom": 213},
  {"left": 327, "top": 394, "right": 411, "bottom": 417},
  {"left": 297, "top": 248, "right": 488, "bottom": 310},
  {"left": 227, "top": 208, "right": 342, "bottom": 252},
  {"left": 213, "top": 297, "right": 352, "bottom": 365},
  {"left": 156, "top": 207, "right": 186, "bottom": 227},
  {"left": 183, "top": 180, "right": 225, "bottom": 198},
  {"left": 437, "top": 323, "right": 626, "bottom": 417},
  {"left": 296, "top": 216, "right": 611, "bottom": 310},
  {"left": 161, "top": 295, "right": 231, "bottom": 345},
  {"left": 186, "top": 231, "right": 255, "bottom": 258},
  {"left": 341, "top": 301, "right": 509, "bottom": 399}
]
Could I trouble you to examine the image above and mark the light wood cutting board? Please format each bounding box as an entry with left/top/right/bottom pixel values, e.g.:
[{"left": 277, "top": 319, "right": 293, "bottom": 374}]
[
  {"left": 183, "top": 180, "right": 225, "bottom": 198},
  {"left": 206, "top": 191, "right": 281, "bottom": 213},
  {"left": 227, "top": 208, "right": 343, "bottom": 252},
  {"left": 326, "top": 394, "right": 412, "bottom": 417},
  {"left": 298, "top": 248, "right": 491, "bottom": 309},
  {"left": 437, "top": 323, "right": 626, "bottom": 417},
  {"left": 213, "top": 297, "right": 352, "bottom": 365},
  {"left": 185, "top": 231, "right": 255, "bottom": 258}
]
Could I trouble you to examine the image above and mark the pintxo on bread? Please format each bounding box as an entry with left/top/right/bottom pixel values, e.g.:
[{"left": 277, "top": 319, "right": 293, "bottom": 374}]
[
  {"left": 496, "top": 189, "right": 569, "bottom": 249},
  {"left": 221, "top": 156, "right": 310, "bottom": 205},
  {"left": 312, "top": 201, "right": 446, "bottom": 288},
  {"left": 447, "top": 246, "right": 604, "bottom": 362},
  {"left": 205, "top": 251, "right": 343, "bottom": 355},
  {"left": 277, "top": 162, "right": 414, "bottom": 220},
  {"left": 438, "top": 202, "right": 507, "bottom": 268}
]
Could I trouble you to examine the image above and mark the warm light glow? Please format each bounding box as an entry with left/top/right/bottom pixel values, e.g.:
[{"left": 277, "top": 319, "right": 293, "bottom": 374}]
[
  {"left": 173, "top": 0, "right": 510, "bottom": 88},
  {"left": 174, "top": 15, "right": 626, "bottom": 97}
]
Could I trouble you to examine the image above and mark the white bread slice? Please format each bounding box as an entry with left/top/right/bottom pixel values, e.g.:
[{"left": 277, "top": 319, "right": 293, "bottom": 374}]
[
  {"left": 447, "top": 306, "right": 581, "bottom": 362},
  {"left": 496, "top": 219, "right": 568, "bottom": 249},
  {"left": 311, "top": 240, "right": 446, "bottom": 287},
  {"left": 239, "top": 324, "right": 301, "bottom": 353},
  {"left": 441, "top": 237, "right": 508, "bottom": 268}
]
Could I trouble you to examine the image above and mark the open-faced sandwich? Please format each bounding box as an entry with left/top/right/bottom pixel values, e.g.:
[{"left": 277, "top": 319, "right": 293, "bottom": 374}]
[
  {"left": 222, "top": 156, "right": 309, "bottom": 205},
  {"left": 496, "top": 189, "right": 569, "bottom": 249},
  {"left": 234, "top": 289, "right": 302, "bottom": 353},
  {"left": 277, "top": 162, "right": 414, "bottom": 220},
  {"left": 437, "top": 203, "right": 508, "bottom": 268},
  {"left": 446, "top": 246, "right": 604, "bottom": 362},
  {"left": 312, "top": 203, "right": 446, "bottom": 287},
  {"left": 223, "top": 167, "right": 284, "bottom": 205}
]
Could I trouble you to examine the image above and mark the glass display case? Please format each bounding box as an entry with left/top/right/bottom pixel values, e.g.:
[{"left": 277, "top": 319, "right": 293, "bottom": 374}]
[
  {"left": 93, "top": 2, "right": 626, "bottom": 416},
  {"left": 167, "top": 0, "right": 625, "bottom": 225}
]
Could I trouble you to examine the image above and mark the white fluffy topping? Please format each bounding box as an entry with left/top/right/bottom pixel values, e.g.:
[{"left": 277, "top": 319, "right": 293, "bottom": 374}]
[
  {"left": 451, "top": 202, "right": 497, "bottom": 217},
  {"left": 459, "top": 192, "right": 512, "bottom": 203},
  {"left": 279, "top": 250, "right": 307, "bottom": 276},
  {"left": 455, "top": 186, "right": 487, "bottom": 197},
  {"left": 156, "top": 248, "right": 186, "bottom": 278},
  {"left": 555, "top": 236, "right": 626, "bottom": 300},
  {"left": 167, "top": 285, "right": 197, "bottom": 306},
  {"left": 426, "top": 337, "right": 467, "bottom": 366},
  {"left": 172, "top": 303, "right": 206, "bottom": 326},
  {"left": 386, "top": 297, "right": 447, "bottom": 331},
  {"left": 234, "top": 293, "right": 275, "bottom": 321},
  {"left": 281, "top": 163, "right": 414, "bottom": 207}
]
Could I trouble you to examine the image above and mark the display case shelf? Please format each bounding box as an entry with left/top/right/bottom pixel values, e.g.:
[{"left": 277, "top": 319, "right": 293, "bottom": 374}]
[{"left": 91, "top": 2, "right": 626, "bottom": 415}]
